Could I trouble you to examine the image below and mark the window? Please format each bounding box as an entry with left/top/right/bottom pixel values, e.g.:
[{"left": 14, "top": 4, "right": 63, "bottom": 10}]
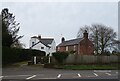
[
  {"left": 32, "top": 42, "right": 34, "bottom": 45},
  {"left": 41, "top": 47, "right": 44, "bottom": 49},
  {"left": 66, "top": 46, "right": 68, "bottom": 51},
  {"left": 58, "top": 47, "right": 60, "bottom": 51},
  {"left": 74, "top": 45, "right": 76, "bottom": 51}
]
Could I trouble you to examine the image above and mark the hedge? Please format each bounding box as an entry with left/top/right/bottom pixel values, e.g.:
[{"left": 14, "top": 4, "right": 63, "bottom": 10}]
[
  {"left": 52, "top": 51, "right": 69, "bottom": 64},
  {"left": 2, "top": 47, "right": 45, "bottom": 65}
]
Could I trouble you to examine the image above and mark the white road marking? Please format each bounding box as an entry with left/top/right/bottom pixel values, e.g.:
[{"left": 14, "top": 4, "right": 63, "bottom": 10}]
[
  {"left": 62, "top": 73, "right": 75, "bottom": 75},
  {"left": 116, "top": 72, "right": 118, "bottom": 74},
  {"left": 38, "top": 78, "right": 57, "bottom": 79},
  {"left": 93, "top": 73, "right": 98, "bottom": 77},
  {"left": 5, "top": 75, "right": 30, "bottom": 77},
  {"left": 26, "top": 75, "right": 36, "bottom": 80},
  {"left": 94, "top": 70, "right": 111, "bottom": 72},
  {"left": 0, "top": 76, "right": 3, "bottom": 79},
  {"left": 57, "top": 74, "right": 61, "bottom": 78},
  {"left": 77, "top": 74, "right": 81, "bottom": 77},
  {"left": 105, "top": 73, "right": 111, "bottom": 76}
]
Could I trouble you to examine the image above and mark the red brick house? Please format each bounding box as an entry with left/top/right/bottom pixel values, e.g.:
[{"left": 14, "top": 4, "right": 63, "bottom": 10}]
[{"left": 56, "top": 30, "right": 94, "bottom": 55}]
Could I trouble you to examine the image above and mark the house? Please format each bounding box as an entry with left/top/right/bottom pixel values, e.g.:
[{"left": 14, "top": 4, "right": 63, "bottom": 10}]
[
  {"left": 56, "top": 30, "right": 94, "bottom": 55},
  {"left": 29, "top": 35, "right": 56, "bottom": 56}
]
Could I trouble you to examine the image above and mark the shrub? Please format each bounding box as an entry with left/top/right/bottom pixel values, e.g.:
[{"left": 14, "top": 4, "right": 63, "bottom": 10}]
[
  {"left": 52, "top": 51, "right": 69, "bottom": 64},
  {"left": 2, "top": 46, "right": 45, "bottom": 65}
]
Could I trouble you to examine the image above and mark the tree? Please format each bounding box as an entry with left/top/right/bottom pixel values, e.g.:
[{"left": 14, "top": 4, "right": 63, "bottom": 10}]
[
  {"left": 1, "top": 8, "right": 23, "bottom": 48},
  {"left": 77, "top": 24, "right": 117, "bottom": 55},
  {"left": 77, "top": 25, "right": 90, "bottom": 38},
  {"left": 90, "top": 24, "right": 100, "bottom": 54},
  {"left": 92, "top": 24, "right": 117, "bottom": 54}
]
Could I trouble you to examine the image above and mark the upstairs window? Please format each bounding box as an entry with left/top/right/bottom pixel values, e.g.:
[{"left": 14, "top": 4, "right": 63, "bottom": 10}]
[
  {"left": 41, "top": 47, "right": 44, "bottom": 49},
  {"left": 32, "top": 42, "right": 35, "bottom": 45}
]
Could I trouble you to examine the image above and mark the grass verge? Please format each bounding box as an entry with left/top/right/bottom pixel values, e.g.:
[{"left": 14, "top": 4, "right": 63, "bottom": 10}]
[{"left": 54, "top": 64, "right": 118, "bottom": 70}]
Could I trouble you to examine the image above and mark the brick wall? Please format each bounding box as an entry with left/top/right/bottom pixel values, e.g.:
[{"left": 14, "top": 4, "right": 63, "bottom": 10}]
[{"left": 80, "top": 39, "right": 94, "bottom": 55}]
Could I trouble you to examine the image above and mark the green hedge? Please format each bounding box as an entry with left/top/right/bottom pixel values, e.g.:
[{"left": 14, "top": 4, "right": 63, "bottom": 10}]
[
  {"left": 52, "top": 51, "right": 69, "bottom": 64},
  {"left": 2, "top": 47, "right": 45, "bottom": 65}
]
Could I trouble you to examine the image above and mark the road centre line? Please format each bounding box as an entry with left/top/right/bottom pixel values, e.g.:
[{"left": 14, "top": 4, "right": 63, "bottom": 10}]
[
  {"left": 77, "top": 74, "right": 81, "bottom": 77},
  {"left": 105, "top": 73, "right": 111, "bottom": 76},
  {"left": 93, "top": 73, "right": 98, "bottom": 77},
  {"left": 57, "top": 74, "right": 61, "bottom": 78},
  {"left": 26, "top": 75, "right": 36, "bottom": 80}
]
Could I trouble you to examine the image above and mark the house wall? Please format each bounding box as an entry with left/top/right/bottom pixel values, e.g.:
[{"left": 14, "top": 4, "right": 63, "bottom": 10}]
[
  {"left": 49, "top": 40, "right": 56, "bottom": 56},
  {"left": 68, "top": 45, "right": 74, "bottom": 51},
  {"left": 30, "top": 38, "right": 56, "bottom": 56},
  {"left": 67, "top": 45, "right": 78, "bottom": 54},
  {"left": 29, "top": 37, "right": 39, "bottom": 47},
  {"left": 57, "top": 46, "right": 66, "bottom": 52},
  {"left": 57, "top": 45, "right": 79, "bottom": 54},
  {"left": 79, "top": 39, "right": 94, "bottom": 55},
  {"left": 30, "top": 39, "right": 47, "bottom": 54}
]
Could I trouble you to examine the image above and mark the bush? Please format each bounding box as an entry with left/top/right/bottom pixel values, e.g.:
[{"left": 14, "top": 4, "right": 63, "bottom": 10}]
[
  {"left": 52, "top": 51, "right": 69, "bottom": 64},
  {"left": 2, "top": 47, "right": 45, "bottom": 65}
]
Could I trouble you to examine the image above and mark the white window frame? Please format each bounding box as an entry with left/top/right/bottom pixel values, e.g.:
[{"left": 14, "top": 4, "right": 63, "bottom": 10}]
[
  {"left": 74, "top": 45, "right": 76, "bottom": 51},
  {"left": 66, "top": 46, "right": 68, "bottom": 51}
]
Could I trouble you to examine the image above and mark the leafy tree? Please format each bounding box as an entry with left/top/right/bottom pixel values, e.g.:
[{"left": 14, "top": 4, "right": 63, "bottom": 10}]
[{"left": 1, "top": 8, "right": 23, "bottom": 48}]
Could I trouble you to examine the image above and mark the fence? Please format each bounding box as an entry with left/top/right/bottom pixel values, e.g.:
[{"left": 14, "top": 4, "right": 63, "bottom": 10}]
[{"left": 51, "top": 54, "right": 118, "bottom": 64}]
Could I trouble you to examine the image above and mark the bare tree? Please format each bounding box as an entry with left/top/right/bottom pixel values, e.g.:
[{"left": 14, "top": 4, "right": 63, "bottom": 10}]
[
  {"left": 90, "top": 24, "right": 117, "bottom": 55},
  {"left": 90, "top": 24, "right": 99, "bottom": 54},
  {"left": 77, "top": 24, "right": 117, "bottom": 55},
  {"left": 77, "top": 25, "right": 90, "bottom": 38}
]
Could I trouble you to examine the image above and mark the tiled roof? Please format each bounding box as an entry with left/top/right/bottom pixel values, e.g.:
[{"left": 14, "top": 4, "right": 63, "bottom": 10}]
[{"left": 57, "top": 38, "right": 82, "bottom": 46}]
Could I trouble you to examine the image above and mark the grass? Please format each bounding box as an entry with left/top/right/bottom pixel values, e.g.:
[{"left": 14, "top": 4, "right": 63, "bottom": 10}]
[
  {"left": 3, "top": 61, "right": 44, "bottom": 68},
  {"left": 54, "top": 64, "right": 118, "bottom": 70},
  {"left": 3, "top": 61, "right": 29, "bottom": 68}
]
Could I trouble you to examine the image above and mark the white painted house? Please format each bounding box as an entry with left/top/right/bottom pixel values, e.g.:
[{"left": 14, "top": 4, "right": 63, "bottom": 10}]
[{"left": 29, "top": 35, "right": 56, "bottom": 56}]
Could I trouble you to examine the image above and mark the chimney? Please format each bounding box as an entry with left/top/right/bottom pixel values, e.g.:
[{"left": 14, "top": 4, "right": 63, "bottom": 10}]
[
  {"left": 83, "top": 30, "right": 88, "bottom": 39},
  {"left": 61, "top": 37, "right": 65, "bottom": 43},
  {"left": 38, "top": 35, "right": 41, "bottom": 39}
]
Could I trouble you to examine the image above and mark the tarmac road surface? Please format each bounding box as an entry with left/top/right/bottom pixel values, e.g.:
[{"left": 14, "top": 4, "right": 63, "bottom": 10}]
[{"left": 2, "top": 66, "right": 119, "bottom": 80}]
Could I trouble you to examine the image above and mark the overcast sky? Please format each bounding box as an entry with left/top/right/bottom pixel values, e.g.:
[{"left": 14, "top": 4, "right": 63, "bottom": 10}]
[{"left": 1, "top": 1, "right": 118, "bottom": 48}]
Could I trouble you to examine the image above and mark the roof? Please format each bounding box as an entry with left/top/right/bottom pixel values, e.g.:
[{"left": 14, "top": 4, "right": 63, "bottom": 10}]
[
  {"left": 57, "top": 38, "right": 82, "bottom": 47},
  {"left": 40, "top": 38, "right": 54, "bottom": 47},
  {"left": 31, "top": 36, "right": 54, "bottom": 47}
]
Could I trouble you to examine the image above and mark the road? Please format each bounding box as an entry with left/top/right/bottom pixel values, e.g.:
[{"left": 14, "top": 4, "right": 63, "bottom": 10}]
[{"left": 1, "top": 65, "right": 119, "bottom": 80}]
